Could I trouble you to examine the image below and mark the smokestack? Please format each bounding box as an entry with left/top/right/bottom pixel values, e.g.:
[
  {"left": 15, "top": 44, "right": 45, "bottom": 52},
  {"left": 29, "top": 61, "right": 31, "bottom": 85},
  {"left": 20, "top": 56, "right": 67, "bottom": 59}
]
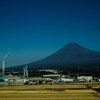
[{"left": 2, "top": 60, "right": 5, "bottom": 77}]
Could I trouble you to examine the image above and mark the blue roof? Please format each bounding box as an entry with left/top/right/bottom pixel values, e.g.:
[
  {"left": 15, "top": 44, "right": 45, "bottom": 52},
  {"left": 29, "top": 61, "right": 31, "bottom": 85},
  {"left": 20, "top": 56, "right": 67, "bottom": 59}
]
[{"left": 0, "top": 77, "right": 7, "bottom": 79}]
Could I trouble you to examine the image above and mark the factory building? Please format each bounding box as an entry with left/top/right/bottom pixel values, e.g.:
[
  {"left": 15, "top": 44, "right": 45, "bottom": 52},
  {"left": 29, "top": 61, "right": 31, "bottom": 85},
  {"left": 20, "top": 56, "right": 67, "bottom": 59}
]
[
  {"left": 0, "top": 78, "right": 8, "bottom": 85},
  {"left": 43, "top": 74, "right": 61, "bottom": 79},
  {"left": 38, "top": 69, "right": 58, "bottom": 74},
  {"left": 77, "top": 76, "right": 93, "bottom": 82},
  {"left": 8, "top": 77, "right": 27, "bottom": 85},
  {"left": 24, "top": 77, "right": 45, "bottom": 85},
  {"left": 59, "top": 78, "right": 73, "bottom": 83}
]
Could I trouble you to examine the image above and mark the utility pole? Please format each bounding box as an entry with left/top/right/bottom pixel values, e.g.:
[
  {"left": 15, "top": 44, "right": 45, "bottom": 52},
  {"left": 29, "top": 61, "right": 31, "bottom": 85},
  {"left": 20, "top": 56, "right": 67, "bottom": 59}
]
[{"left": 23, "top": 66, "right": 28, "bottom": 78}]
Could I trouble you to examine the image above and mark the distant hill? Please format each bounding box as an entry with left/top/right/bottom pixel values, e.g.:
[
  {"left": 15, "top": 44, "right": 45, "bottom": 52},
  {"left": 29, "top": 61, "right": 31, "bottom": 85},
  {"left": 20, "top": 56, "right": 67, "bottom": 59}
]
[
  {"left": 28, "top": 43, "right": 100, "bottom": 67},
  {"left": 6, "top": 43, "right": 100, "bottom": 74}
]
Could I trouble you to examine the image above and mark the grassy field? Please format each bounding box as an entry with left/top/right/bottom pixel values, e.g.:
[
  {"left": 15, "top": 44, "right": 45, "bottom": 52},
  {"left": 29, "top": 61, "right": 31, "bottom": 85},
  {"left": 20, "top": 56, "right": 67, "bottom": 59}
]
[{"left": 0, "top": 82, "right": 100, "bottom": 100}]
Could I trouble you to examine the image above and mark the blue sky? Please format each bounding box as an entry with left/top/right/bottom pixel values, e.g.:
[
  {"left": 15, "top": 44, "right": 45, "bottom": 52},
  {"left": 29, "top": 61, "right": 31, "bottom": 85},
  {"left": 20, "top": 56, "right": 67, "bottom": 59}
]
[{"left": 0, "top": 0, "right": 100, "bottom": 67}]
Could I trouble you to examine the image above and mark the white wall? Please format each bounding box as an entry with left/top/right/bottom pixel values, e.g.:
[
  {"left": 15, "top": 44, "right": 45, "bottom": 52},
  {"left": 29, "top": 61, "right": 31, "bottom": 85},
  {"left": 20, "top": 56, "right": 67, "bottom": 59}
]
[
  {"left": 78, "top": 76, "right": 93, "bottom": 82},
  {"left": 61, "top": 78, "right": 73, "bottom": 82}
]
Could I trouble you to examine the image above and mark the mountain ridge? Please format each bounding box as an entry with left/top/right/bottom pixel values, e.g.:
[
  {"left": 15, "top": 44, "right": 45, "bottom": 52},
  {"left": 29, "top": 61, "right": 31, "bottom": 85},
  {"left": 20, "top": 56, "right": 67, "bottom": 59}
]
[
  {"left": 5, "top": 43, "right": 100, "bottom": 76},
  {"left": 5, "top": 43, "right": 100, "bottom": 75},
  {"left": 28, "top": 43, "right": 100, "bottom": 67}
]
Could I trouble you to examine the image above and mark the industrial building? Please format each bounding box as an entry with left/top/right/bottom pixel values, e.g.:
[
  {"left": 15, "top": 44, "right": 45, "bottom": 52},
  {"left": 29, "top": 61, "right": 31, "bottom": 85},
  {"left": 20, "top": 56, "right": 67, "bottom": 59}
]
[
  {"left": 60, "top": 78, "right": 73, "bottom": 83},
  {"left": 43, "top": 74, "right": 61, "bottom": 79},
  {"left": 26, "top": 77, "right": 45, "bottom": 85},
  {"left": 0, "top": 77, "right": 8, "bottom": 85},
  {"left": 38, "top": 69, "right": 58, "bottom": 74},
  {"left": 77, "top": 76, "right": 93, "bottom": 82},
  {"left": 7, "top": 77, "right": 27, "bottom": 85}
]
